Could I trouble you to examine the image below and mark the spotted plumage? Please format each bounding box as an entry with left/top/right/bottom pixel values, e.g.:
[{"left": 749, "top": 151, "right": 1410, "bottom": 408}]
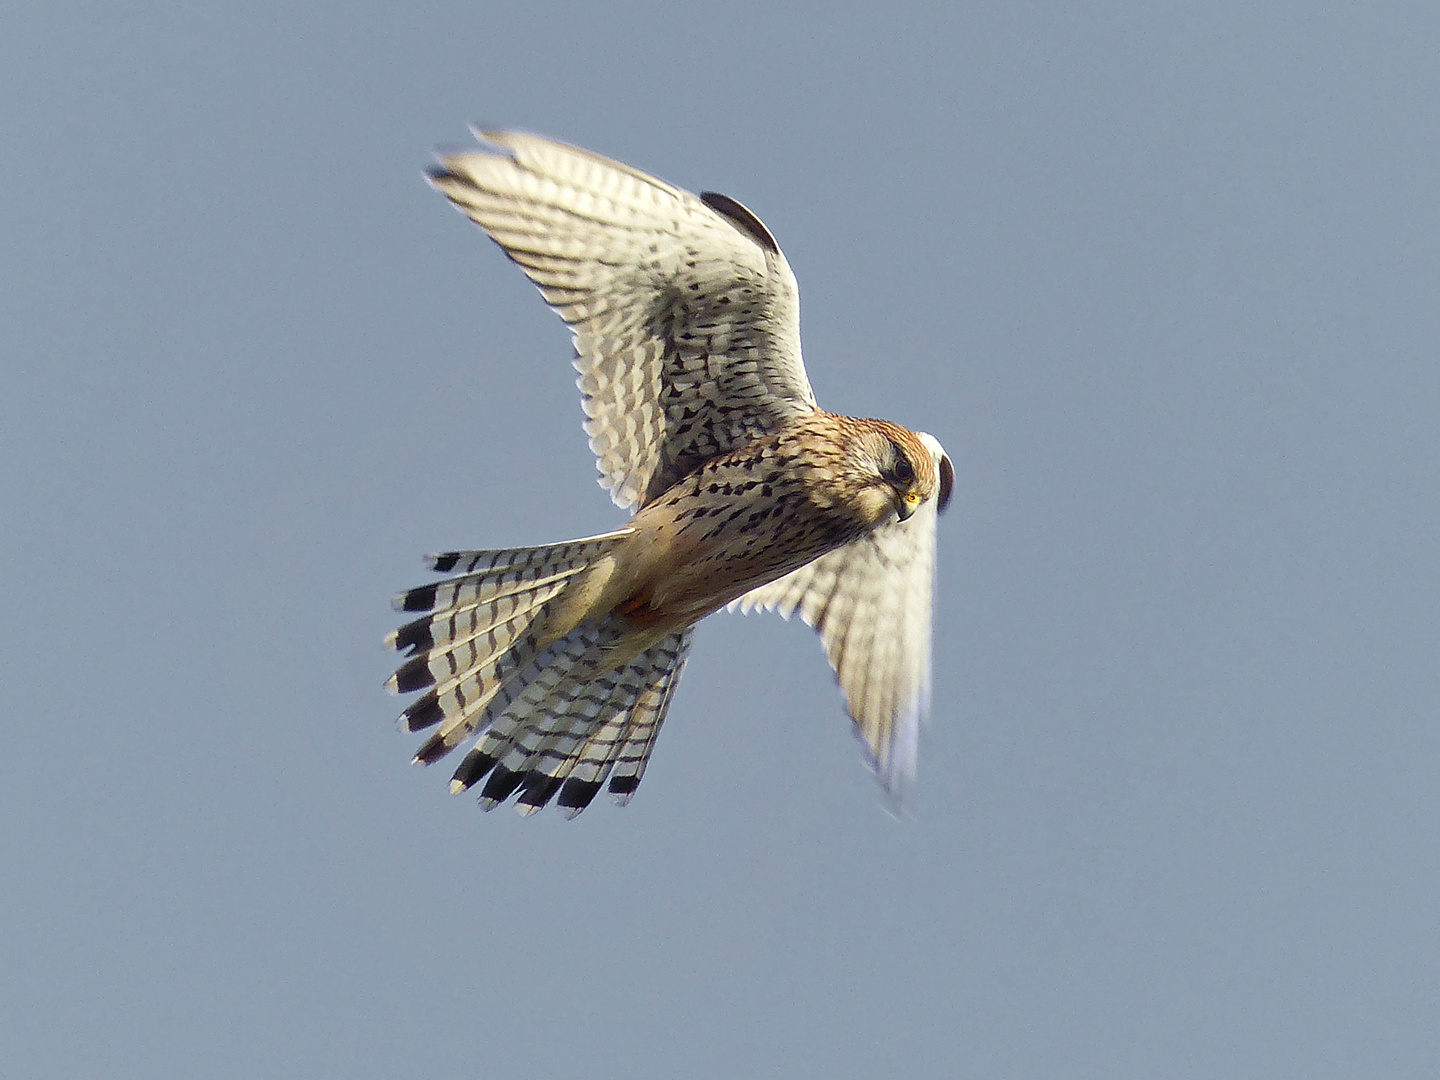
[{"left": 389, "top": 130, "right": 953, "bottom": 816}]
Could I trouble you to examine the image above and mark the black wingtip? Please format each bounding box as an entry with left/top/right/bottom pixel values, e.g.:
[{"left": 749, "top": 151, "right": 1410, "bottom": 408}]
[
  {"left": 516, "top": 773, "right": 563, "bottom": 812},
  {"left": 391, "top": 616, "right": 435, "bottom": 656},
  {"left": 412, "top": 730, "right": 453, "bottom": 765},
  {"left": 700, "top": 191, "right": 780, "bottom": 255},
  {"left": 391, "top": 655, "right": 437, "bottom": 694},
  {"left": 479, "top": 765, "right": 526, "bottom": 806},
  {"left": 429, "top": 552, "right": 462, "bottom": 573},
  {"left": 937, "top": 453, "right": 954, "bottom": 515},
  {"left": 398, "top": 584, "right": 439, "bottom": 613},
  {"left": 607, "top": 774, "right": 641, "bottom": 797},
  {"left": 451, "top": 748, "right": 499, "bottom": 793},
  {"left": 400, "top": 693, "right": 445, "bottom": 733},
  {"left": 557, "top": 778, "right": 602, "bottom": 817}
]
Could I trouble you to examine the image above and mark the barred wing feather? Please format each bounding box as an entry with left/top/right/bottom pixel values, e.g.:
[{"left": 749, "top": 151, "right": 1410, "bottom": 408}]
[
  {"left": 429, "top": 130, "right": 817, "bottom": 511},
  {"left": 732, "top": 436, "right": 947, "bottom": 798}
]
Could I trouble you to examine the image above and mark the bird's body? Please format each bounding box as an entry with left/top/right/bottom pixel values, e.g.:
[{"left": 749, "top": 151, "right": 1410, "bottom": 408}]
[
  {"left": 388, "top": 131, "right": 952, "bottom": 816},
  {"left": 594, "top": 413, "right": 941, "bottom": 631}
]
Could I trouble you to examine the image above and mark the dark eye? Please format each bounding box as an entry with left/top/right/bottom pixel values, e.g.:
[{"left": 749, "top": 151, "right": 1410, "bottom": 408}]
[{"left": 891, "top": 454, "right": 914, "bottom": 484}]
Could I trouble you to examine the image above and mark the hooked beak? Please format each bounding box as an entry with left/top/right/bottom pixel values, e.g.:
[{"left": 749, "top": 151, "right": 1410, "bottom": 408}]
[{"left": 895, "top": 490, "right": 922, "bottom": 522}]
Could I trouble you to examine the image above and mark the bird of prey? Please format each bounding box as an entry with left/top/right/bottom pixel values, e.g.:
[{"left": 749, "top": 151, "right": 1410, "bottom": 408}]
[{"left": 388, "top": 130, "right": 953, "bottom": 817}]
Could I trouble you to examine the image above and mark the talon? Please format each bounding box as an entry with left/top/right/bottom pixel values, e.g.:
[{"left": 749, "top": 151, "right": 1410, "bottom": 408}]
[{"left": 617, "top": 589, "right": 663, "bottom": 625}]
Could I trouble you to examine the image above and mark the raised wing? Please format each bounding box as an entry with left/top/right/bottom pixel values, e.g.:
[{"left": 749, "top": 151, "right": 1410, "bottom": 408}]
[
  {"left": 732, "top": 433, "right": 950, "bottom": 800},
  {"left": 429, "top": 130, "right": 818, "bottom": 511}
]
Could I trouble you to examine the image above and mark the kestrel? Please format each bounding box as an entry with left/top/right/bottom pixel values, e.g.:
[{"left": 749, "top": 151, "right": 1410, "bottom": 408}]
[{"left": 388, "top": 130, "right": 953, "bottom": 817}]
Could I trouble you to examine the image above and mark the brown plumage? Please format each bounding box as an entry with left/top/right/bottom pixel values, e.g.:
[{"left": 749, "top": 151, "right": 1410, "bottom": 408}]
[
  {"left": 583, "top": 414, "right": 944, "bottom": 634},
  {"left": 388, "top": 131, "right": 953, "bottom": 816}
]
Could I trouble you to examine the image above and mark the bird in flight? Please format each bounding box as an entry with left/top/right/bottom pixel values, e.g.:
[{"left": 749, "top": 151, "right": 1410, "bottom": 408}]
[{"left": 388, "top": 130, "right": 953, "bottom": 817}]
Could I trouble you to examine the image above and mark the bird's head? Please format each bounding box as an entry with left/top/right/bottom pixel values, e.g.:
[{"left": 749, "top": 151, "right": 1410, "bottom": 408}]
[{"left": 844, "top": 421, "right": 954, "bottom": 525}]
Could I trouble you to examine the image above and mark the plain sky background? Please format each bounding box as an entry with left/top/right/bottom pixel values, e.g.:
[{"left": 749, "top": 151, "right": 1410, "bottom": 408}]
[{"left": 3, "top": 3, "right": 1437, "bottom": 1077}]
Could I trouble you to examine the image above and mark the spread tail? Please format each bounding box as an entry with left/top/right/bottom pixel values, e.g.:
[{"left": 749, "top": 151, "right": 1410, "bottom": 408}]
[{"left": 386, "top": 531, "right": 692, "bottom": 816}]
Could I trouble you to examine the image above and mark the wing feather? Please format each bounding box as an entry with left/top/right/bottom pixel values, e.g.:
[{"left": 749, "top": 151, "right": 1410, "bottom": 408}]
[
  {"left": 429, "top": 130, "right": 817, "bottom": 510},
  {"left": 732, "top": 434, "right": 949, "bottom": 799}
]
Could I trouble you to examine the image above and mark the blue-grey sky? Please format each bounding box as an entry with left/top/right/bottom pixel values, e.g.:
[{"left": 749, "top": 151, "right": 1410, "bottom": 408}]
[{"left": 4, "top": 3, "right": 1438, "bottom": 1077}]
